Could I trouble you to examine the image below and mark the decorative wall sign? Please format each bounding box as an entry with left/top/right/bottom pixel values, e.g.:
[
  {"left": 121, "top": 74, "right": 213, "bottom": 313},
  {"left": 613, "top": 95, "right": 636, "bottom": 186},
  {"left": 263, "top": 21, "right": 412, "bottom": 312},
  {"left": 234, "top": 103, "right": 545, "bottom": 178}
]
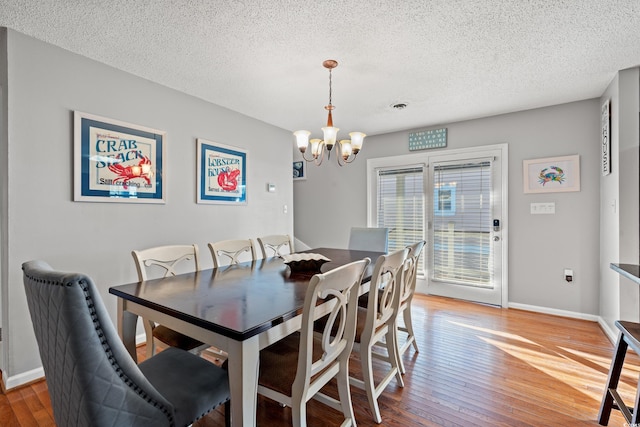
[
  {"left": 409, "top": 128, "right": 447, "bottom": 151},
  {"left": 197, "top": 139, "right": 247, "bottom": 204},
  {"left": 74, "top": 111, "right": 165, "bottom": 203},
  {"left": 601, "top": 99, "right": 611, "bottom": 176},
  {"left": 523, "top": 155, "right": 580, "bottom": 194},
  {"left": 293, "top": 161, "right": 306, "bottom": 180}
]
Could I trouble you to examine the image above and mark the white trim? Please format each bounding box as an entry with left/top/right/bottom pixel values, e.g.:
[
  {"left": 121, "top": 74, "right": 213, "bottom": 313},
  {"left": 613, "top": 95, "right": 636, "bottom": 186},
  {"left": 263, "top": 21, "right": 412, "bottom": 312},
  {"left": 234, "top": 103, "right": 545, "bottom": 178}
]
[
  {"left": 597, "top": 317, "right": 618, "bottom": 344},
  {"left": 508, "top": 301, "right": 600, "bottom": 322},
  {"left": 509, "top": 302, "right": 618, "bottom": 345},
  {"left": 3, "top": 366, "right": 45, "bottom": 390}
]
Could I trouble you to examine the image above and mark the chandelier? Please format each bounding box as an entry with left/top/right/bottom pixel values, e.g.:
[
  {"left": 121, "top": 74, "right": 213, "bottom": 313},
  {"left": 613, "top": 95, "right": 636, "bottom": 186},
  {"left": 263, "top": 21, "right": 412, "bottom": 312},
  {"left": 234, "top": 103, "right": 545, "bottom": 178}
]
[{"left": 293, "top": 60, "right": 366, "bottom": 166}]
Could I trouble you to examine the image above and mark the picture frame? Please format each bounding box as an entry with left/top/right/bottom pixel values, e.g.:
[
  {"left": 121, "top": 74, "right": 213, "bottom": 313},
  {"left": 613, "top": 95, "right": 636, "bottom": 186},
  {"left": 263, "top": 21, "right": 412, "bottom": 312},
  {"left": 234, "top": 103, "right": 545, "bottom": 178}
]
[
  {"left": 293, "top": 161, "right": 306, "bottom": 180},
  {"left": 74, "top": 111, "right": 166, "bottom": 203},
  {"left": 523, "top": 155, "right": 580, "bottom": 194},
  {"left": 197, "top": 138, "right": 247, "bottom": 204},
  {"left": 602, "top": 99, "right": 611, "bottom": 176}
]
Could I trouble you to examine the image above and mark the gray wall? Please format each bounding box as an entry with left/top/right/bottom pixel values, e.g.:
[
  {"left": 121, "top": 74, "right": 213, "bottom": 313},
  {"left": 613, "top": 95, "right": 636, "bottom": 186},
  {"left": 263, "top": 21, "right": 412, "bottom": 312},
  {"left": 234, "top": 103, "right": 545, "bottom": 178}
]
[
  {"left": 600, "top": 68, "right": 640, "bottom": 331},
  {"left": 1, "top": 29, "right": 293, "bottom": 386},
  {"left": 295, "top": 99, "right": 601, "bottom": 315}
]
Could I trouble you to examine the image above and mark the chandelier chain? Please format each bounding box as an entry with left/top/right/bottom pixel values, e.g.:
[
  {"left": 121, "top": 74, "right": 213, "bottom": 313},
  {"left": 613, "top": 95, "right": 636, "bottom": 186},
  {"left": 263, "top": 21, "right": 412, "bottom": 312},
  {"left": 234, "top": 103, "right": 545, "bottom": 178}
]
[{"left": 328, "top": 68, "right": 333, "bottom": 107}]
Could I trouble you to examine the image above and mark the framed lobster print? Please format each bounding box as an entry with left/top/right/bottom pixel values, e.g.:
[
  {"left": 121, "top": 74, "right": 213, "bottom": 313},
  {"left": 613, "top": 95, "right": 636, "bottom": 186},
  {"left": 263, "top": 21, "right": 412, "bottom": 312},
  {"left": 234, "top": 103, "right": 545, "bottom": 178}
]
[
  {"left": 74, "top": 111, "right": 166, "bottom": 203},
  {"left": 196, "top": 138, "right": 247, "bottom": 204}
]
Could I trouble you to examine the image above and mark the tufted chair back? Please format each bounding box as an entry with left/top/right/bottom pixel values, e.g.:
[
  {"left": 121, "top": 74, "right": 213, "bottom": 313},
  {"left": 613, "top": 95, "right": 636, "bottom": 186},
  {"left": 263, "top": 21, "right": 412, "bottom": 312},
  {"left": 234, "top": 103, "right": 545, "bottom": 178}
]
[{"left": 22, "top": 260, "right": 177, "bottom": 427}]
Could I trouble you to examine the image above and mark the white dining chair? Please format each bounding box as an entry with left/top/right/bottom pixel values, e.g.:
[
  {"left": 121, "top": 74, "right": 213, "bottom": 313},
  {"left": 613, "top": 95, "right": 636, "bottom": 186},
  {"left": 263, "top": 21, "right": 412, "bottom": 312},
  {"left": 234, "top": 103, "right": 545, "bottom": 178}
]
[
  {"left": 208, "top": 238, "right": 256, "bottom": 268},
  {"left": 349, "top": 247, "right": 408, "bottom": 423},
  {"left": 348, "top": 227, "right": 390, "bottom": 252},
  {"left": 396, "top": 240, "right": 426, "bottom": 374},
  {"left": 257, "top": 234, "right": 294, "bottom": 258},
  {"left": 257, "top": 258, "right": 370, "bottom": 427},
  {"left": 131, "top": 244, "right": 209, "bottom": 358}
]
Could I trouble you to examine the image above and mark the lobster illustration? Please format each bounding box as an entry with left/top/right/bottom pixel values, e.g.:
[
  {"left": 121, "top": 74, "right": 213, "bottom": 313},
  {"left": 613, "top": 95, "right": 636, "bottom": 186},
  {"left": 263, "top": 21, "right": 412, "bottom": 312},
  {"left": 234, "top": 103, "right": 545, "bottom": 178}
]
[
  {"left": 538, "top": 166, "right": 565, "bottom": 186},
  {"left": 108, "top": 156, "right": 153, "bottom": 189},
  {"left": 217, "top": 168, "right": 241, "bottom": 191}
]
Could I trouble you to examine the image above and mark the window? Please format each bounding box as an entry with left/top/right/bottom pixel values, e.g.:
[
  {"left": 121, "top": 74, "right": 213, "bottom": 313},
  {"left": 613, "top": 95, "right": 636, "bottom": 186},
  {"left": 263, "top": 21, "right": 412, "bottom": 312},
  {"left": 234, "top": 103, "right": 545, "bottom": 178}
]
[
  {"left": 375, "top": 166, "right": 425, "bottom": 272},
  {"left": 431, "top": 160, "right": 492, "bottom": 286},
  {"left": 434, "top": 185, "right": 456, "bottom": 216}
]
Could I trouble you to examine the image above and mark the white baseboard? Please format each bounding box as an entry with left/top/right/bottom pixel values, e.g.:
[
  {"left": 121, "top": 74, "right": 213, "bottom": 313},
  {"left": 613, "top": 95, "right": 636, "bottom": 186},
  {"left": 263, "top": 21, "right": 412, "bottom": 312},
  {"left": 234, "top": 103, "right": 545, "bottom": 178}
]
[
  {"left": 597, "top": 317, "right": 618, "bottom": 344},
  {"left": 3, "top": 366, "right": 45, "bottom": 390},
  {"left": 508, "top": 302, "right": 600, "bottom": 322},
  {"left": 509, "top": 302, "right": 618, "bottom": 345},
  {"left": 3, "top": 333, "right": 147, "bottom": 391}
]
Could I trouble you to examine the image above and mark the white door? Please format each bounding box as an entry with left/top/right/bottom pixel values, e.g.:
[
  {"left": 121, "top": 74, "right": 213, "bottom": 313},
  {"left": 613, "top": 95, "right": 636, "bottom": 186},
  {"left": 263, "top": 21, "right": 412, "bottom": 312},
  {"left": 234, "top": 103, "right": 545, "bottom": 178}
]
[{"left": 426, "top": 146, "right": 507, "bottom": 306}]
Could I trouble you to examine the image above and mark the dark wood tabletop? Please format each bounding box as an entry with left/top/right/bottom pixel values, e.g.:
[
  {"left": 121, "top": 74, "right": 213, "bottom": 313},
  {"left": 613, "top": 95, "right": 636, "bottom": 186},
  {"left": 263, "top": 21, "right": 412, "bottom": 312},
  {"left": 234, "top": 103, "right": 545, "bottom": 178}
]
[{"left": 109, "top": 247, "right": 383, "bottom": 342}]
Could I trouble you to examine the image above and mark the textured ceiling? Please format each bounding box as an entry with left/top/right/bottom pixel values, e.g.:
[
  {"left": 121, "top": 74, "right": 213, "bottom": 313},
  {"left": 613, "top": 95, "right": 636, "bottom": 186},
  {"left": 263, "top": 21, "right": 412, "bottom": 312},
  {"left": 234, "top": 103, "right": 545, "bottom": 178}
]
[{"left": 2, "top": 1, "right": 640, "bottom": 137}]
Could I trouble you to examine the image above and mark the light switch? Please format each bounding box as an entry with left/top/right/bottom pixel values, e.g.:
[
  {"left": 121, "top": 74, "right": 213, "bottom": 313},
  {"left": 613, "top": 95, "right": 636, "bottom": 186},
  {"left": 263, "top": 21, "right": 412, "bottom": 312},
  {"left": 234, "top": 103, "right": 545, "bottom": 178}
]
[{"left": 530, "top": 202, "right": 555, "bottom": 215}]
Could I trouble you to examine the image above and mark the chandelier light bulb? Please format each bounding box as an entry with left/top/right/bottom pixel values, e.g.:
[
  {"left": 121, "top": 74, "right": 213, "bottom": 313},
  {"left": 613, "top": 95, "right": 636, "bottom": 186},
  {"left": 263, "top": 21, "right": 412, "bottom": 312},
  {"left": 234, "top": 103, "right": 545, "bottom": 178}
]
[{"left": 294, "top": 130, "right": 311, "bottom": 153}]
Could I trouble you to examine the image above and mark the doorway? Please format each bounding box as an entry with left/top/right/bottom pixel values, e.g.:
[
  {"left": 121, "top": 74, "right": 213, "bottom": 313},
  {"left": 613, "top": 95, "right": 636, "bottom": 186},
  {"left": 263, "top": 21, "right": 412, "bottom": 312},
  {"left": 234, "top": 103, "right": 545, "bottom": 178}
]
[
  {"left": 367, "top": 144, "right": 508, "bottom": 307},
  {"left": 426, "top": 146, "right": 507, "bottom": 306}
]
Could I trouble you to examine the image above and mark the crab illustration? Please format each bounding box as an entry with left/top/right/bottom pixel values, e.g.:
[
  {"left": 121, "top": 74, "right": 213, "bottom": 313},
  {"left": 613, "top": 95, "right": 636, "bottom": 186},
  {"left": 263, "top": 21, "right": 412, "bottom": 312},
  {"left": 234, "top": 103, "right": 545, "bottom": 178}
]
[
  {"left": 108, "top": 156, "right": 153, "bottom": 189},
  {"left": 217, "top": 167, "right": 241, "bottom": 191},
  {"left": 538, "top": 165, "right": 565, "bottom": 186}
]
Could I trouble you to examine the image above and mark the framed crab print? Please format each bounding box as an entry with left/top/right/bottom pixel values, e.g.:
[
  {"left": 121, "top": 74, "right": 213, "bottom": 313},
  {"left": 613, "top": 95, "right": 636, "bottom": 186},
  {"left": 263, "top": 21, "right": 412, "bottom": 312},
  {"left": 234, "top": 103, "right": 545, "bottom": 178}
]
[
  {"left": 523, "top": 155, "right": 580, "bottom": 194},
  {"left": 197, "top": 139, "right": 247, "bottom": 204},
  {"left": 74, "top": 111, "right": 166, "bottom": 203}
]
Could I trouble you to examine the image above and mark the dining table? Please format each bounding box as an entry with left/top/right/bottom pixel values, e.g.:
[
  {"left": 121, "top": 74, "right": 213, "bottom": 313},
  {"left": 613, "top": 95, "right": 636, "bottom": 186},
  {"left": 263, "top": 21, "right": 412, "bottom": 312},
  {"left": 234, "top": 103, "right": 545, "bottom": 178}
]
[{"left": 109, "top": 247, "right": 384, "bottom": 427}]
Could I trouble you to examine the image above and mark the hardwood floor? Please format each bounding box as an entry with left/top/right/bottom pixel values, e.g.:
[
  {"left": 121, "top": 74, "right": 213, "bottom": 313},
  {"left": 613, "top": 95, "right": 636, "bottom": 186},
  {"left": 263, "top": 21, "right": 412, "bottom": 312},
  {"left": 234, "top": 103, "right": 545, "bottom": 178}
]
[{"left": 1, "top": 294, "right": 635, "bottom": 426}]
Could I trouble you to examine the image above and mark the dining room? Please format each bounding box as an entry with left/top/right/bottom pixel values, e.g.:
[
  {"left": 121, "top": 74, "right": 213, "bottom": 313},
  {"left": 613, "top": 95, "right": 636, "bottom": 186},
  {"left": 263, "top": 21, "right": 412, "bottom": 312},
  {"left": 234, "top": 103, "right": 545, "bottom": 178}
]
[{"left": 1, "top": 1, "right": 640, "bottom": 426}]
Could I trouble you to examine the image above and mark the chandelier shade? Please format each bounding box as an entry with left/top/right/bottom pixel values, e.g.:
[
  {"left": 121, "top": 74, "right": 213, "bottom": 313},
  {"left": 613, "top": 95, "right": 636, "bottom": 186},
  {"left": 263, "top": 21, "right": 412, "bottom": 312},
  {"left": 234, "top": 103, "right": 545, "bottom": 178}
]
[{"left": 294, "top": 60, "right": 365, "bottom": 166}]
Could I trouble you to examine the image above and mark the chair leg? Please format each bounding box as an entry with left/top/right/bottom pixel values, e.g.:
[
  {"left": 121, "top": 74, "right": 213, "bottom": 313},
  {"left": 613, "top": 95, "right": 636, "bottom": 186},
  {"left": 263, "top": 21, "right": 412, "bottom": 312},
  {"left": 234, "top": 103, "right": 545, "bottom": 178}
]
[
  {"left": 144, "top": 320, "right": 156, "bottom": 359},
  {"left": 386, "top": 328, "right": 404, "bottom": 388},
  {"left": 404, "top": 304, "right": 419, "bottom": 353},
  {"left": 361, "top": 343, "right": 383, "bottom": 424},
  {"left": 291, "top": 397, "right": 307, "bottom": 427},
  {"left": 336, "top": 359, "right": 356, "bottom": 427},
  {"left": 224, "top": 400, "right": 231, "bottom": 427},
  {"left": 598, "top": 333, "right": 628, "bottom": 425}
]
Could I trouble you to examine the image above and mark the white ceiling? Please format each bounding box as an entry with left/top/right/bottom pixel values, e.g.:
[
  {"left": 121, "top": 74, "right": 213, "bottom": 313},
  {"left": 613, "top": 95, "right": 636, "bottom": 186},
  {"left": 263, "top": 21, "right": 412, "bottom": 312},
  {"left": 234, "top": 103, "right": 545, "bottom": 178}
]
[{"left": 2, "top": 1, "right": 640, "bottom": 137}]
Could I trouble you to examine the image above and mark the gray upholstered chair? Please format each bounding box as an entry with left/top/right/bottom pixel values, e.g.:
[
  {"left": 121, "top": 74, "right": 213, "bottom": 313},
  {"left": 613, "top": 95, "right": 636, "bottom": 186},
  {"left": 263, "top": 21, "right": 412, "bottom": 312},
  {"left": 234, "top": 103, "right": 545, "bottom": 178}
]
[
  {"left": 22, "top": 260, "right": 230, "bottom": 427},
  {"left": 348, "top": 227, "right": 389, "bottom": 252}
]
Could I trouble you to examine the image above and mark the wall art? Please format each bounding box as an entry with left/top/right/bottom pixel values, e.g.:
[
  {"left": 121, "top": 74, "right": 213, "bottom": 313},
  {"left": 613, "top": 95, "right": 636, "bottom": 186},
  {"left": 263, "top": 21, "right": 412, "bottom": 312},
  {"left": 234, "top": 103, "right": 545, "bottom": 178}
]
[
  {"left": 602, "top": 99, "right": 611, "bottom": 176},
  {"left": 197, "top": 139, "right": 247, "bottom": 204},
  {"left": 74, "top": 111, "right": 165, "bottom": 203},
  {"left": 293, "top": 161, "right": 306, "bottom": 180},
  {"left": 523, "top": 154, "right": 580, "bottom": 194}
]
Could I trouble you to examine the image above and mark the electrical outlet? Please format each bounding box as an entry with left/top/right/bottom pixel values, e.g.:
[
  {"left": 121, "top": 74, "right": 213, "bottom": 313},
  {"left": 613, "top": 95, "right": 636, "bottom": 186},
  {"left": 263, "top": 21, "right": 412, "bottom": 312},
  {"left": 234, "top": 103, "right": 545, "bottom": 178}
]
[{"left": 564, "top": 269, "right": 573, "bottom": 283}]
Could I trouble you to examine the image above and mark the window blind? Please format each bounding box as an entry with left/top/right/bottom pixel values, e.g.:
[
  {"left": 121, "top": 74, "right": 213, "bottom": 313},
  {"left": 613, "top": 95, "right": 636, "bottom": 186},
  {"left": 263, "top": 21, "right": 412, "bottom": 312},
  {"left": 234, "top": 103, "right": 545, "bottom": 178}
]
[
  {"left": 376, "top": 166, "right": 425, "bottom": 273},
  {"left": 432, "top": 160, "right": 493, "bottom": 287}
]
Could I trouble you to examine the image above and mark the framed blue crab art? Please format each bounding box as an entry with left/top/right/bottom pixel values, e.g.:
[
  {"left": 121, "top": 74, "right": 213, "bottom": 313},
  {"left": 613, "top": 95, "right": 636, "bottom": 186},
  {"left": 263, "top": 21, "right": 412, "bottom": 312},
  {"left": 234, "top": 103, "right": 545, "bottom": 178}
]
[
  {"left": 74, "top": 111, "right": 166, "bottom": 203},
  {"left": 523, "top": 155, "right": 580, "bottom": 194},
  {"left": 196, "top": 138, "right": 247, "bottom": 204}
]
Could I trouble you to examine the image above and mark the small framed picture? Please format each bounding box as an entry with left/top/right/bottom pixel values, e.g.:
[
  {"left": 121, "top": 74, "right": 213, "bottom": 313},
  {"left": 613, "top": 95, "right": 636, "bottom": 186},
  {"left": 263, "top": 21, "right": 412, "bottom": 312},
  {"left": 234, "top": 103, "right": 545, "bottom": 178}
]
[
  {"left": 74, "top": 111, "right": 165, "bottom": 203},
  {"left": 523, "top": 155, "right": 580, "bottom": 194},
  {"left": 293, "top": 161, "right": 306, "bottom": 180},
  {"left": 197, "top": 139, "right": 247, "bottom": 204},
  {"left": 602, "top": 99, "right": 611, "bottom": 176}
]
